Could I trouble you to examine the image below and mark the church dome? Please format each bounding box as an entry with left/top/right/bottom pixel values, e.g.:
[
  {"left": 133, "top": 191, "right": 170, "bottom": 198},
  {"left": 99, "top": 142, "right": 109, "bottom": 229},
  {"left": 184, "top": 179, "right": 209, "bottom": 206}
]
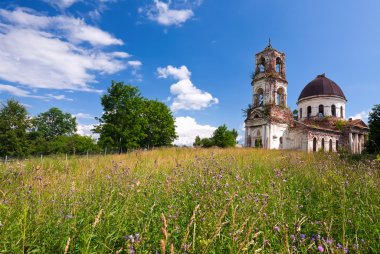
[{"left": 298, "top": 74, "right": 346, "bottom": 101}]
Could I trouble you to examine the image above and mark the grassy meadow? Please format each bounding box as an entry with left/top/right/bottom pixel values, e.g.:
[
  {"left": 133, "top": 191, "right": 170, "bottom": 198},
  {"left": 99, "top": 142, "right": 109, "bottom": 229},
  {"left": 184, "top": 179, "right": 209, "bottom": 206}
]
[{"left": 0, "top": 148, "right": 379, "bottom": 253}]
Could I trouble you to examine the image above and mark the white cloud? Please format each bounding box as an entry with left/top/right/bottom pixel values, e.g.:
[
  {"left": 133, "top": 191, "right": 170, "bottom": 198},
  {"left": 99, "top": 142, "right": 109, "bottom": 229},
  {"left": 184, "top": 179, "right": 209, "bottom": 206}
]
[
  {"left": 73, "top": 112, "right": 94, "bottom": 119},
  {"left": 44, "top": 0, "right": 79, "bottom": 9},
  {"left": 157, "top": 65, "right": 191, "bottom": 80},
  {"left": 0, "top": 84, "right": 43, "bottom": 98},
  {"left": 0, "top": 84, "right": 73, "bottom": 101},
  {"left": 157, "top": 65, "right": 218, "bottom": 111},
  {"left": 128, "top": 60, "right": 142, "bottom": 68},
  {"left": 0, "top": 8, "right": 136, "bottom": 92},
  {"left": 76, "top": 123, "right": 99, "bottom": 139},
  {"left": 146, "top": 0, "right": 194, "bottom": 26},
  {"left": 349, "top": 109, "right": 371, "bottom": 123},
  {"left": 174, "top": 116, "right": 216, "bottom": 146}
]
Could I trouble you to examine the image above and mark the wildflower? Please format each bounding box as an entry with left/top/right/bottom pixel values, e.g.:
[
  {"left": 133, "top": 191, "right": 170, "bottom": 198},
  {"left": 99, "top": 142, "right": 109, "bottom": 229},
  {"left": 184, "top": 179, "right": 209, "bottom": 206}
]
[
  {"left": 290, "top": 234, "right": 295, "bottom": 241},
  {"left": 326, "top": 238, "right": 333, "bottom": 245},
  {"left": 318, "top": 245, "right": 324, "bottom": 252},
  {"left": 274, "top": 226, "right": 280, "bottom": 232},
  {"left": 337, "top": 243, "right": 343, "bottom": 249},
  {"left": 300, "top": 234, "right": 306, "bottom": 239}
]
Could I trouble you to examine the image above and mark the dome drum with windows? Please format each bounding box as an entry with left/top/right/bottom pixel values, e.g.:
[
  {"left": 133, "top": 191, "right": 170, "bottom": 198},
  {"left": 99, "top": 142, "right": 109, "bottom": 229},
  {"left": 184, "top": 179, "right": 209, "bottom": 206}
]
[{"left": 297, "top": 74, "right": 347, "bottom": 120}]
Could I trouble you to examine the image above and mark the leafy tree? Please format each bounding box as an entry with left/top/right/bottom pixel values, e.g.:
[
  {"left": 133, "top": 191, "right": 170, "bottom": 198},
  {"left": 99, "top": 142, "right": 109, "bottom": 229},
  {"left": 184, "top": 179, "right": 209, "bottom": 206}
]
[
  {"left": 95, "top": 81, "right": 176, "bottom": 152},
  {"left": 47, "top": 135, "right": 100, "bottom": 154},
  {"left": 212, "top": 124, "right": 238, "bottom": 148},
  {"left": 193, "top": 124, "right": 238, "bottom": 148},
  {"left": 0, "top": 100, "right": 30, "bottom": 156},
  {"left": 193, "top": 135, "right": 202, "bottom": 147},
  {"left": 32, "top": 107, "right": 77, "bottom": 140},
  {"left": 367, "top": 104, "right": 380, "bottom": 153},
  {"left": 293, "top": 109, "right": 298, "bottom": 120},
  {"left": 141, "top": 100, "right": 177, "bottom": 148}
]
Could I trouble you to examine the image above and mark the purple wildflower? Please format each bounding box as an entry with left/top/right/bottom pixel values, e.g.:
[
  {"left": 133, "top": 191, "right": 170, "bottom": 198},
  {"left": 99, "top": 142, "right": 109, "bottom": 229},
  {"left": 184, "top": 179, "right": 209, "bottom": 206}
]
[
  {"left": 274, "top": 226, "right": 280, "bottom": 232},
  {"left": 318, "top": 245, "right": 324, "bottom": 252},
  {"left": 300, "top": 234, "right": 306, "bottom": 239}
]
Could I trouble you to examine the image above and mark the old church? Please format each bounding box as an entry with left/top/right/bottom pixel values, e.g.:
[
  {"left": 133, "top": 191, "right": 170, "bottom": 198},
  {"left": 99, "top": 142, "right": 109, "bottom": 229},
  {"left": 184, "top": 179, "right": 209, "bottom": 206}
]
[{"left": 244, "top": 42, "right": 368, "bottom": 153}]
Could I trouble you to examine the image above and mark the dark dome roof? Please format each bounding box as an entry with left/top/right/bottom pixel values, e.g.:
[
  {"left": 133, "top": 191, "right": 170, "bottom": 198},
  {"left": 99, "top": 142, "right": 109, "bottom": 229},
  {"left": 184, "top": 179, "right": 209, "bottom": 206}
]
[{"left": 298, "top": 74, "right": 346, "bottom": 101}]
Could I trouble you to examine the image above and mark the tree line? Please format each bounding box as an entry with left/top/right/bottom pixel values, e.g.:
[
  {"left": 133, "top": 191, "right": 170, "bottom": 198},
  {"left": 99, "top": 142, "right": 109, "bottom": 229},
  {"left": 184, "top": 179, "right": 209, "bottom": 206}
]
[{"left": 0, "top": 81, "right": 241, "bottom": 158}]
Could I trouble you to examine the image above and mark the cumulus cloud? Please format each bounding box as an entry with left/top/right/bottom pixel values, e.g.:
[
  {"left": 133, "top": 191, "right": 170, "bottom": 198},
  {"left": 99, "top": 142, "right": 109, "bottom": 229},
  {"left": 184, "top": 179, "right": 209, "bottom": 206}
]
[
  {"left": 73, "top": 112, "right": 94, "bottom": 119},
  {"left": 0, "top": 8, "right": 136, "bottom": 92},
  {"left": 157, "top": 65, "right": 218, "bottom": 111},
  {"left": 157, "top": 65, "right": 191, "bottom": 80},
  {"left": 76, "top": 123, "right": 99, "bottom": 139},
  {"left": 174, "top": 116, "right": 216, "bottom": 146},
  {"left": 349, "top": 109, "right": 371, "bottom": 123},
  {"left": 145, "top": 0, "right": 194, "bottom": 26}
]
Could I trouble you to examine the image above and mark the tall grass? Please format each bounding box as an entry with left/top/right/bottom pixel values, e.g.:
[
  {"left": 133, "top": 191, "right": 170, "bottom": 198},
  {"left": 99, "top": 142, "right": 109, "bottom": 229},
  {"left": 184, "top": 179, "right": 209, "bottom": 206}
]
[{"left": 0, "top": 148, "right": 379, "bottom": 253}]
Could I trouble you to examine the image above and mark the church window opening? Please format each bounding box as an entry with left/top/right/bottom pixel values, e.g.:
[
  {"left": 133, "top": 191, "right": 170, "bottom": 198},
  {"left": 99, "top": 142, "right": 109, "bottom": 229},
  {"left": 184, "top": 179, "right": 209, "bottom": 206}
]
[
  {"left": 331, "top": 105, "right": 336, "bottom": 117},
  {"left": 258, "top": 57, "right": 265, "bottom": 73},
  {"left": 256, "top": 88, "right": 264, "bottom": 107},
  {"left": 336, "top": 140, "right": 339, "bottom": 151},
  {"left": 300, "top": 108, "right": 303, "bottom": 119},
  {"left": 247, "top": 135, "right": 251, "bottom": 147},
  {"left": 321, "top": 138, "right": 325, "bottom": 151},
  {"left": 329, "top": 139, "right": 333, "bottom": 152},
  {"left": 340, "top": 106, "right": 343, "bottom": 118},
  {"left": 254, "top": 114, "right": 259, "bottom": 119},
  {"left": 319, "top": 104, "right": 324, "bottom": 117},
  {"left": 276, "top": 57, "right": 283, "bottom": 73},
  {"left": 276, "top": 87, "right": 285, "bottom": 106},
  {"left": 307, "top": 106, "right": 312, "bottom": 118},
  {"left": 313, "top": 138, "right": 317, "bottom": 152}
]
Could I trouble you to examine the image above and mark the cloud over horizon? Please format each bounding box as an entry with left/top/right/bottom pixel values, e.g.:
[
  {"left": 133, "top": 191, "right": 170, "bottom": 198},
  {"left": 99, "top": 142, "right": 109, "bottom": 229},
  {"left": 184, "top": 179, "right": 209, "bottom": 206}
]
[
  {"left": 0, "top": 8, "right": 138, "bottom": 94},
  {"left": 157, "top": 65, "right": 218, "bottom": 111}
]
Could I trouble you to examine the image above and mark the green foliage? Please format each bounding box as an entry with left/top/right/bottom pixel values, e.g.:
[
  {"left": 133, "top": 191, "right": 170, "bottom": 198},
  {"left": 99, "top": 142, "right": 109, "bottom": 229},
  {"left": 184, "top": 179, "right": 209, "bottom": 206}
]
[
  {"left": 0, "top": 100, "right": 30, "bottom": 156},
  {"left": 335, "top": 119, "right": 347, "bottom": 131},
  {"left": 141, "top": 100, "right": 177, "bottom": 148},
  {"left": 242, "top": 104, "right": 253, "bottom": 118},
  {"left": 193, "top": 135, "right": 202, "bottom": 147},
  {"left": 31, "top": 107, "right": 77, "bottom": 140},
  {"left": 293, "top": 109, "right": 298, "bottom": 120},
  {"left": 95, "top": 81, "right": 176, "bottom": 151},
  {"left": 193, "top": 125, "right": 238, "bottom": 148},
  {"left": 367, "top": 104, "right": 380, "bottom": 153},
  {"left": 0, "top": 149, "right": 379, "bottom": 253}
]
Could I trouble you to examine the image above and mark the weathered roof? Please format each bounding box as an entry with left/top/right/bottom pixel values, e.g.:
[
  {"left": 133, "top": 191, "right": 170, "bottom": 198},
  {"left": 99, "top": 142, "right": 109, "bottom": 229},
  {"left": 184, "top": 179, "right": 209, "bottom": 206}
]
[{"left": 298, "top": 74, "right": 346, "bottom": 101}]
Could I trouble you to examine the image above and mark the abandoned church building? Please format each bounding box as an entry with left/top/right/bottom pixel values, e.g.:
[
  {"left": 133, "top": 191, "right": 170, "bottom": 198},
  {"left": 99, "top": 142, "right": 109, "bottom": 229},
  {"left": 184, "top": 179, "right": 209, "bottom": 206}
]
[{"left": 244, "top": 42, "right": 368, "bottom": 153}]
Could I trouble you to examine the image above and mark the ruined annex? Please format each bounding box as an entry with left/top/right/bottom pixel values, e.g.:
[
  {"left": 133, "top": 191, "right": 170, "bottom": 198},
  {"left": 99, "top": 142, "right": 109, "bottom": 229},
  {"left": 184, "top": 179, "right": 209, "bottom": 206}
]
[{"left": 244, "top": 42, "right": 368, "bottom": 153}]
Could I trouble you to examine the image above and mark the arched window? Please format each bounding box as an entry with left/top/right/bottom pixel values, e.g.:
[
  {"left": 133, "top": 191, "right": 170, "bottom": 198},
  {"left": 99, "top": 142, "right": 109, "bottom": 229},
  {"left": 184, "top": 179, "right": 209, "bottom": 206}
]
[
  {"left": 340, "top": 106, "right": 344, "bottom": 118},
  {"left": 331, "top": 105, "right": 336, "bottom": 117},
  {"left": 307, "top": 106, "right": 312, "bottom": 118},
  {"left": 259, "top": 57, "right": 265, "bottom": 73},
  {"left": 276, "top": 87, "right": 285, "bottom": 106},
  {"left": 329, "top": 139, "right": 333, "bottom": 152},
  {"left": 336, "top": 140, "right": 339, "bottom": 151},
  {"left": 313, "top": 138, "right": 317, "bottom": 152},
  {"left": 319, "top": 105, "right": 324, "bottom": 117},
  {"left": 247, "top": 135, "right": 251, "bottom": 147},
  {"left": 300, "top": 108, "right": 303, "bottom": 119},
  {"left": 254, "top": 114, "right": 259, "bottom": 119},
  {"left": 256, "top": 88, "right": 264, "bottom": 107},
  {"left": 321, "top": 138, "right": 325, "bottom": 151},
  {"left": 276, "top": 57, "right": 282, "bottom": 73}
]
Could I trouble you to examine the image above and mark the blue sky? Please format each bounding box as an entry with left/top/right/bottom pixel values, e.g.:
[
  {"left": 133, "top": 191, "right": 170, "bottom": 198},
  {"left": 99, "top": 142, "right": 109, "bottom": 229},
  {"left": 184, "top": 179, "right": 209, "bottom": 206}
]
[{"left": 0, "top": 0, "right": 379, "bottom": 145}]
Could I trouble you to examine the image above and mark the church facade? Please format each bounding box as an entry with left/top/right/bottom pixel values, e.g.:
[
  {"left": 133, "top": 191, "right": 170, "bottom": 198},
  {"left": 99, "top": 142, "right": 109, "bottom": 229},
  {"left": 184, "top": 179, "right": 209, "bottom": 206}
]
[{"left": 244, "top": 43, "right": 369, "bottom": 153}]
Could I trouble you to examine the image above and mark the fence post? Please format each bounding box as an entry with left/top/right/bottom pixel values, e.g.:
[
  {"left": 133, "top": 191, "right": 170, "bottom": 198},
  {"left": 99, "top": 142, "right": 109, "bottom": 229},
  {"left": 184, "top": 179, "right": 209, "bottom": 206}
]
[
  {"left": 40, "top": 154, "right": 43, "bottom": 163},
  {"left": 87, "top": 150, "right": 89, "bottom": 159},
  {"left": 4, "top": 155, "right": 7, "bottom": 164}
]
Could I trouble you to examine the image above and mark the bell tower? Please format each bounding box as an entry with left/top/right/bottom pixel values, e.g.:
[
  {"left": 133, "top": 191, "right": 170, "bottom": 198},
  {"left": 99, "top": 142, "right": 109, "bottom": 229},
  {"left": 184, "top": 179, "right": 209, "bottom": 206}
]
[
  {"left": 245, "top": 41, "right": 292, "bottom": 149},
  {"left": 251, "top": 40, "right": 288, "bottom": 108}
]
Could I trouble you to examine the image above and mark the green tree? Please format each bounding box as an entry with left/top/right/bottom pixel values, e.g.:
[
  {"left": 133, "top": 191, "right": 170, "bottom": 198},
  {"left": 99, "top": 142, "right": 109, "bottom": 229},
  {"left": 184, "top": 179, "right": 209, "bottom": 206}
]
[
  {"left": 212, "top": 124, "right": 238, "bottom": 148},
  {"left": 94, "top": 81, "right": 176, "bottom": 152},
  {"left": 141, "top": 100, "right": 176, "bottom": 148},
  {"left": 47, "top": 135, "right": 99, "bottom": 154},
  {"left": 32, "top": 107, "right": 77, "bottom": 140},
  {"left": 367, "top": 104, "right": 380, "bottom": 153},
  {"left": 193, "top": 135, "right": 202, "bottom": 147},
  {"left": 0, "top": 100, "right": 30, "bottom": 157}
]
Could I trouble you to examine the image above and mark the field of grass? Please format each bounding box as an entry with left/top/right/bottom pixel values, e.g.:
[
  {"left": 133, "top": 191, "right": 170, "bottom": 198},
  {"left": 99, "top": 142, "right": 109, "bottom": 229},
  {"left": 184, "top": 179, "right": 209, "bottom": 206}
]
[{"left": 0, "top": 148, "right": 379, "bottom": 253}]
